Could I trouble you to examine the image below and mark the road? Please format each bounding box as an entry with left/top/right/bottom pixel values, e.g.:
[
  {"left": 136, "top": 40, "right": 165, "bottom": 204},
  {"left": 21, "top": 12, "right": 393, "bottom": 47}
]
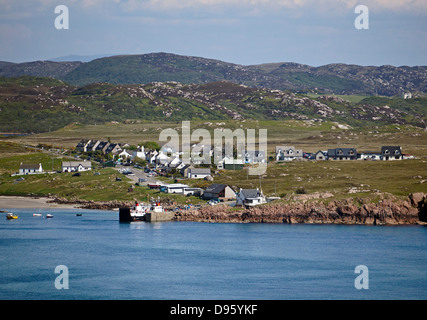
[{"left": 114, "top": 165, "right": 161, "bottom": 186}]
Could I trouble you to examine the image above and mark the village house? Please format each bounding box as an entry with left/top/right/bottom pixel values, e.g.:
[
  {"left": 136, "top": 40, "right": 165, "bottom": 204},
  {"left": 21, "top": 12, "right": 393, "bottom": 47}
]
[
  {"left": 76, "top": 139, "right": 91, "bottom": 152},
  {"left": 244, "top": 150, "right": 266, "bottom": 164},
  {"left": 187, "top": 168, "right": 211, "bottom": 179},
  {"left": 19, "top": 163, "right": 43, "bottom": 175},
  {"left": 217, "top": 157, "right": 244, "bottom": 170},
  {"left": 381, "top": 146, "right": 402, "bottom": 160},
  {"left": 86, "top": 140, "right": 100, "bottom": 152},
  {"left": 236, "top": 188, "right": 266, "bottom": 207},
  {"left": 156, "top": 153, "right": 171, "bottom": 166},
  {"left": 180, "top": 164, "right": 193, "bottom": 177},
  {"left": 131, "top": 146, "right": 145, "bottom": 161},
  {"left": 118, "top": 149, "right": 132, "bottom": 161},
  {"left": 314, "top": 150, "right": 327, "bottom": 161},
  {"left": 105, "top": 143, "right": 122, "bottom": 155},
  {"left": 276, "top": 146, "right": 303, "bottom": 161},
  {"left": 94, "top": 141, "right": 110, "bottom": 154},
  {"left": 167, "top": 157, "right": 182, "bottom": 169},
  {"left": 327, "top": 148, "right": 357, "bottom": 160},
  {"left": 62, "top": 161, "right": 92, "bottom": 172},
  {"left": 202, "top": 184, "right": 236, "bottom": 201}
]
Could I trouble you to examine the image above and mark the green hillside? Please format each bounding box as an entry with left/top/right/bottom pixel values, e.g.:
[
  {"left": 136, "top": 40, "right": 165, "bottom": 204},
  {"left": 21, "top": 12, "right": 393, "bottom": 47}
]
[{"left": 0, "top": 76, "right": 426, "bottom": 134}]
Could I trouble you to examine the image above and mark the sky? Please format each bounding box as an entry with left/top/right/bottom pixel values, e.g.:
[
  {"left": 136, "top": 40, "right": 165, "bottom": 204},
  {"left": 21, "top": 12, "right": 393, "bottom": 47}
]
[{"left": 0, "top": 0, "right": 426, "bottom": 66}]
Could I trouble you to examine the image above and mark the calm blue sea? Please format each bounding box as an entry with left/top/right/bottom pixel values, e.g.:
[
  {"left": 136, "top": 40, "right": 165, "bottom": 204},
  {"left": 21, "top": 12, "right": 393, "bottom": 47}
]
[{"left": 1, "top": 208, "right": 426, "bottom": 300}]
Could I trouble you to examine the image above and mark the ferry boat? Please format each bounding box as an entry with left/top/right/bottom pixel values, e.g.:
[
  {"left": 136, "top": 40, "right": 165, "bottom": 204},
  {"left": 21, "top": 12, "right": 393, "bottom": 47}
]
[
  {"left": 6, "top": 213, "right": 18, "bottom": 220},
  {"left": 119, "top": 201, "right": 163, "bottom": 222}
]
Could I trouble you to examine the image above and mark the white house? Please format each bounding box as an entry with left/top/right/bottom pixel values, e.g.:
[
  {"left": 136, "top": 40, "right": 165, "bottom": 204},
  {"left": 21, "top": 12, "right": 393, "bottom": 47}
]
[
  {"left": 19, "top": 163, "right": 43, "bottom": 175},
  {"left": 62, "top": 161, "right": 92, "bottom": 172},
  {"left": 131, "top": 146, "right": 145, "bottom": 161},
  {"left": 118, "top": 149, "right": 132, "bottom": 160},
  {"left": 156, "top": 153, "right": 171, "bottom": 165},
  {"left": 187, "top": 168, "right": 211, "bottom": 179},
  {"left": 381, "top": 146, "right": 403, "bottom": 161},
  {"left": 167, "top": 157, "right": 182, "bottom": 169},
  {"left": 217, "top": 157, "right": 244, "bottom": 170},
  {"left": 276, "top": 146, "right": 303, "bottom": 161},
  {"left": 314, "top": 150, "right": 327, "bottom": 161},
  {"left": 236, "top": 188, "right": 266, "bottom": 207}
]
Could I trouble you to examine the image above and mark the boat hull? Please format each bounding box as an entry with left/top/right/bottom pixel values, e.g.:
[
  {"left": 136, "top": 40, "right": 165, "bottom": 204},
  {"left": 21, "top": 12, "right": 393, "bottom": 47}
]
[{"left": 119, "top": 208, "right": 146, "bottom": 222}]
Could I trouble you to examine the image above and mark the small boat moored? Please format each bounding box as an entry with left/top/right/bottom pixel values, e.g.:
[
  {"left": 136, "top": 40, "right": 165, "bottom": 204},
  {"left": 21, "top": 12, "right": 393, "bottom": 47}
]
[
  {"left": 46, "top": 214, "right": 54, "bottom": 218},
  {"left": 33, "top": 213, "right": 42, "bottom": 217},
  {"left": 6, "top": 213, "right": 18, "bottom": 220}
]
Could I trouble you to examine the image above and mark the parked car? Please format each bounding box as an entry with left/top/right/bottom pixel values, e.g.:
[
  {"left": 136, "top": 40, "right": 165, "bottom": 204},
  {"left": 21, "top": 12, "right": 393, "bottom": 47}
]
[
  {"left": 72, "top": 172, "right": 81, "bottom": 177},
  {"left": 115, "top": 177, "right": 122, "bottom": 181}
]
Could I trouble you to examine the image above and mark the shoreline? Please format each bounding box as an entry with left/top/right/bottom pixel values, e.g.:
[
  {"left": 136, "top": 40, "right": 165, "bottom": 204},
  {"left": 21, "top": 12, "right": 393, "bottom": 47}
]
[
  {"left": 0, "top": 196, "right": 79, "bottom": 209},
  {"left": 1, "top": 193, "right": 426, "bottom": 226}
]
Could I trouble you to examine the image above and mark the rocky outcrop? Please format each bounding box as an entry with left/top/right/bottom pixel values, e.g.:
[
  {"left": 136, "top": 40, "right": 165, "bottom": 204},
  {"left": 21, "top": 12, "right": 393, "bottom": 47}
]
[
  {"left": 175, "top": 194, "right": 427, "bottom": 225},
  {"left": 49, "top": 193, "right": 427, "bottom": 225}
]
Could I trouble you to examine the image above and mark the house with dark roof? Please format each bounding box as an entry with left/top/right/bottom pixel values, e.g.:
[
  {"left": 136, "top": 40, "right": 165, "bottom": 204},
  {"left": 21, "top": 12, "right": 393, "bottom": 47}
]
[
  {"left": 381, "top": 146, "right": 402, "bottom": 160},
  {"left": 105, "top": 143, "right": 122, "bottom": 155},
  {"left": 187, "top": 168, "right": 211, "bottom": 179},
  {"left": 76, "top": 139, "right": 91, "bottom": 152},
  {"left": 95, "top": 141, "right": 110, "bottom": 154},
  {"left": 86, "top": 140, "right": 100, "bottom": 152},
  {"left": 202, "top": 184, "right": 236, "bottom": 201},
  {"left": 19, "top": 163, "right": 43, "bottom": 175},
  {"left": 236, "top": 188, "right": 266, "bottom": 207},
  {"left": 327, "top": 148, "right": 357, "bottom": 160}
]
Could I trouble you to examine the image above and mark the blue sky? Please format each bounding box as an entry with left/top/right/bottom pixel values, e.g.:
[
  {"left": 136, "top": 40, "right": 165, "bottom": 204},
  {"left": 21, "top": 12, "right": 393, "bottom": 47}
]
[{"left": 0, "top": 0, "right": 426, "bottom": 66}]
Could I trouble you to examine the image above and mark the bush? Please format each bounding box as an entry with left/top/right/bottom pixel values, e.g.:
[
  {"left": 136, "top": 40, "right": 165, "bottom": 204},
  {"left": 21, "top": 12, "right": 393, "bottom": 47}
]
[{"left": 295, "top": 187, "right": 307, "bottom": 194}]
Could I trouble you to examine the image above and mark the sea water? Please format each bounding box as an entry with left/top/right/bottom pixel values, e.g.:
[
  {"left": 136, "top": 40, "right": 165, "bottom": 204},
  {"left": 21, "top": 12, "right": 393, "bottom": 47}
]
[{"left": 0, "top": 208, "right": 426, "bottom": 300}]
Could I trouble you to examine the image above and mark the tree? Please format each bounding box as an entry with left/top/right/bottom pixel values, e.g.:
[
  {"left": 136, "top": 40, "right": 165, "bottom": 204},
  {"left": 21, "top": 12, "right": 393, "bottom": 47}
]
[{"left": 142, "top": 141, "right": 160, "bottom": 151}]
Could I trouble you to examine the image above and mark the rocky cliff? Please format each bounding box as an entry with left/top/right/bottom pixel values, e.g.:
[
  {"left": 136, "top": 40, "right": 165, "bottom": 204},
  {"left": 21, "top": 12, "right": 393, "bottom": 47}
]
[{"left": 175, "top": 193, "right": 427, "bottom": 225}]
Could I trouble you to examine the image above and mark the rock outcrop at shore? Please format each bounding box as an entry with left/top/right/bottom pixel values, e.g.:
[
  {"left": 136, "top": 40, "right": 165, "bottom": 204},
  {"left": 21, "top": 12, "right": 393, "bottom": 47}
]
[
  {"left": 49, "top": 193, "right": 427, "bottom": 225},
  {"left": 175, "top": 193, "right": 427, "bottom": 225}
]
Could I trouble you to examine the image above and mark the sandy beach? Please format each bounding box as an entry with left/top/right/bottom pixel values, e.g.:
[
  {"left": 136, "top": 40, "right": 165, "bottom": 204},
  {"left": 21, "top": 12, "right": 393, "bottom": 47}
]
[{"left": 0, "top": 196, "right": 78, "bottom": 209}]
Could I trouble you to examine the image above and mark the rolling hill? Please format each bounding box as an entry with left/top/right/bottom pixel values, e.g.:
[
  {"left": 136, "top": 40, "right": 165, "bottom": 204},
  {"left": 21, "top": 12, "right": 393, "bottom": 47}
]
[
  {"left": 0, "top": 76, "right": 425, "bottom": 133},
  {"left": 0, "top": 53, "right": 426, "bottom": 96}
]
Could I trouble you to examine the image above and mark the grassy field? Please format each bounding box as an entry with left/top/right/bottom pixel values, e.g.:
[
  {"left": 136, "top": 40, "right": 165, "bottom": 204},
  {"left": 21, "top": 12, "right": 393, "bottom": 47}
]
[
  {"left": 0, "top": 120, "right": 426, "bottom": 203},
  {"left": 6, "top": 120, "right": 426, "bottom": 155}
]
